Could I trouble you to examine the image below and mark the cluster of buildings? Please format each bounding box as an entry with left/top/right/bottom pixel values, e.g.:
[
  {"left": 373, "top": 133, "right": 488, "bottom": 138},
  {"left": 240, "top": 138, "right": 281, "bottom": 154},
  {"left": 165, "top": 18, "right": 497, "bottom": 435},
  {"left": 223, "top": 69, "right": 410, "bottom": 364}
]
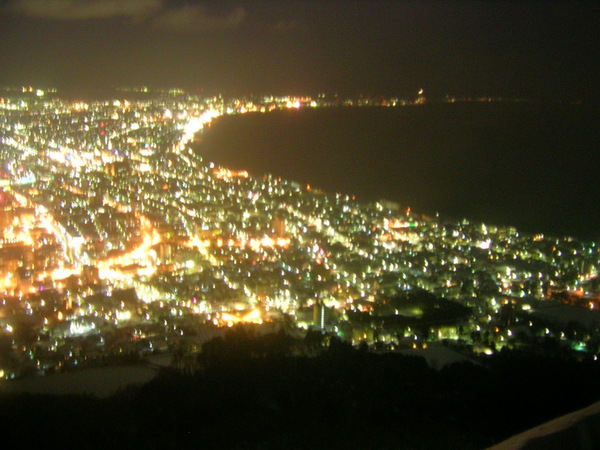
[{"left": 0, "top": 86, "right": 598, "bottom": 378}]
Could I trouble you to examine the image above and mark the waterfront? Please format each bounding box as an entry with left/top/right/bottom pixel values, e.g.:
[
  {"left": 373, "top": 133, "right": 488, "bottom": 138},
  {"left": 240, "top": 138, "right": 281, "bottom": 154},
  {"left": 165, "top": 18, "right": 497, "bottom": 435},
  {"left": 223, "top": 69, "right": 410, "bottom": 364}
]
[{"left": 198, "top": 101, "right": 600, "bottom": 241}]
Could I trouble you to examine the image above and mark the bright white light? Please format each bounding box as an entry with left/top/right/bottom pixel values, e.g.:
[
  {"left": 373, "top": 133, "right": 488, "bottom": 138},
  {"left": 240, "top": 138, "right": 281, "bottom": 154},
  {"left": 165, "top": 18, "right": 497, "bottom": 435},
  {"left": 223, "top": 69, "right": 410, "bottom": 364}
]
[{"left": 477, "top": 240, "right": 492, "bottom": 250}]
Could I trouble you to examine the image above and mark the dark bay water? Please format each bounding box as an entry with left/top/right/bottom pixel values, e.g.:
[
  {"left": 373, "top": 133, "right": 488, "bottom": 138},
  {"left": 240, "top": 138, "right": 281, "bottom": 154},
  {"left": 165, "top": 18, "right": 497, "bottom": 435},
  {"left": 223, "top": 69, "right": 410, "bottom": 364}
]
[{"left": 197, "top": 102, "right": 600, "bottom": 241}]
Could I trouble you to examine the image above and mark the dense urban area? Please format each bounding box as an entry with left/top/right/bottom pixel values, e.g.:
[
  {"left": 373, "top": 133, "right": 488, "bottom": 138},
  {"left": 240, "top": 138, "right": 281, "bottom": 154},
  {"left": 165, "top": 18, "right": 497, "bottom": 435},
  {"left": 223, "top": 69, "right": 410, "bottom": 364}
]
[{"left": 0, "top": 86, "right": 598, "bottom": 381}]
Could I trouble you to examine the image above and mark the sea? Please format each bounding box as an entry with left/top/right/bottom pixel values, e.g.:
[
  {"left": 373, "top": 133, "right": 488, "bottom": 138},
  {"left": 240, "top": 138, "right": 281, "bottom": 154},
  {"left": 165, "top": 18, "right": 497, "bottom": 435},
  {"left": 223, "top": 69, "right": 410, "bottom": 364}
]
[{"left": 195, "top": 101, "right": 600, "bottom": 242}]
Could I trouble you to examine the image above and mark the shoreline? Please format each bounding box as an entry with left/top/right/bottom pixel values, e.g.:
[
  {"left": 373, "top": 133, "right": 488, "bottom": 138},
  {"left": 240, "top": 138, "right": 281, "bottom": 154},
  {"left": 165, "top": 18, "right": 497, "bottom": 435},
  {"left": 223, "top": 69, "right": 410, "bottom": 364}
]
[{"left": 193, "top": 103, "right": 599, "bottom": 242}]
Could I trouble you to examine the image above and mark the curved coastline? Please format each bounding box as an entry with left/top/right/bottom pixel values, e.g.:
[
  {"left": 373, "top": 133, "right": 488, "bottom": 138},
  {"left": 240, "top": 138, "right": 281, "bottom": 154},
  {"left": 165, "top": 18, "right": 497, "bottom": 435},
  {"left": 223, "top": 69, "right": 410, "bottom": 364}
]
[{"left": 194, "top": 102, "right": 600, "bottom": 241}]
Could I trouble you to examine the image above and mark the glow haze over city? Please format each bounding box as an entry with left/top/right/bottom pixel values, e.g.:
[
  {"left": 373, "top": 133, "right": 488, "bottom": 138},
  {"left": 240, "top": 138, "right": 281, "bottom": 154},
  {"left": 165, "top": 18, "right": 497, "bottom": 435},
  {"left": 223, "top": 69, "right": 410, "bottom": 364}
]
[{"left": 1, "top": 1, "right": 599, "bottom": 99}]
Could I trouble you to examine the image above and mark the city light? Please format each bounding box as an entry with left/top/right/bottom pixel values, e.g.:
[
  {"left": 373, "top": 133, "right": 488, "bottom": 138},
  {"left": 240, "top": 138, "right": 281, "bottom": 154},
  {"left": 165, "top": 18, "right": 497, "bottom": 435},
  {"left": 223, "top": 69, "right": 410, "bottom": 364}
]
[{"left": 0, "top": 87, "right": 597, "bottom": 381}]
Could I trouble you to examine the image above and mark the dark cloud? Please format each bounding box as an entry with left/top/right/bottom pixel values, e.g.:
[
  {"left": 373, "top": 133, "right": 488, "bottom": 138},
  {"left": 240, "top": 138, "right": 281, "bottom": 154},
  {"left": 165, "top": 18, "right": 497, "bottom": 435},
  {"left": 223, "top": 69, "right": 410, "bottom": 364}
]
[
  {"left": 8, "top": 0, "right": 246, "bottom": 32},
  {"left": 273, "top": 19, "right": 301, "bottom": 33},
  {"left": 152, "top": 5, "right": 245, "bottom": 32},
  {"left": 11, "top": 0, "right": 162, "bottom": 20}
]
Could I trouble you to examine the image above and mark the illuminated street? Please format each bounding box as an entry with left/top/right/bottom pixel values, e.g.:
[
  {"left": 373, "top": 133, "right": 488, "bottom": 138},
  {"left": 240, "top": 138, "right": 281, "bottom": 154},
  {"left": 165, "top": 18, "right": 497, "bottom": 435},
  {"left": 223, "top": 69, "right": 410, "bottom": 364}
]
[{"left": 0, "top": 88, "right": 596, "bottom": 380}]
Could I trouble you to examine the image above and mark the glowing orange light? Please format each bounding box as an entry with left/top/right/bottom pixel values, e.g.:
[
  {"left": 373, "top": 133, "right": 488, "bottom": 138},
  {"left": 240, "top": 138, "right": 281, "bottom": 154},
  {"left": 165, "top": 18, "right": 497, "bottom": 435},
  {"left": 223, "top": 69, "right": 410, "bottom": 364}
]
[
  {"left": 219, "top": 308, "right": 263, "bottom": 326},
  {"left": 213, "top": 168, "right": 249, "bottom": 180}
]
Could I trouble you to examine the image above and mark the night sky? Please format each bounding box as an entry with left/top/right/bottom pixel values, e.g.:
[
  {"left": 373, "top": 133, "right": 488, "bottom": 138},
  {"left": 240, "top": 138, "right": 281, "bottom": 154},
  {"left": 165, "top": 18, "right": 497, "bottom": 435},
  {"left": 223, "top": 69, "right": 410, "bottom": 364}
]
[{"left": 1, "top": 0, "right": 599, "bottom": 99}]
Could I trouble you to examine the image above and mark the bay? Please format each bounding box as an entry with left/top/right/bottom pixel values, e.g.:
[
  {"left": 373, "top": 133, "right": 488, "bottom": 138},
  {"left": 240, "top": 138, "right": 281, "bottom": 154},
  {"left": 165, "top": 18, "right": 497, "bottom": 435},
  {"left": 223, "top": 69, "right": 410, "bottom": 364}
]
[{"left": 197, "top": 102, "right": 600, "bottom": 241}]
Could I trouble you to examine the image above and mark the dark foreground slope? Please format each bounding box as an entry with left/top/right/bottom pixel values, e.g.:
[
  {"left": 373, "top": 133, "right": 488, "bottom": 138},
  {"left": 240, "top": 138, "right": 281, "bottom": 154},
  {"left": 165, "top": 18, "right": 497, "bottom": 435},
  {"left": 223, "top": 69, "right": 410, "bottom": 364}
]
[{"left": 1, "top": 330, "right": 600, "bottom": 449}]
